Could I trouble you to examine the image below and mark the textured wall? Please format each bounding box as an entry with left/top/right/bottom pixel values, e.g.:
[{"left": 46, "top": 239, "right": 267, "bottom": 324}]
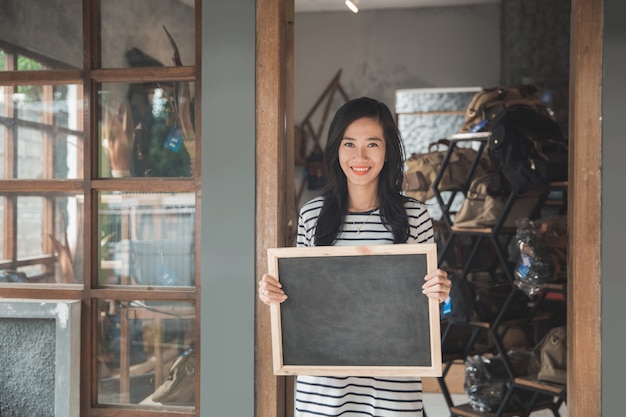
[
  {"left": 0, "top": 319, "right": 55, "bottom": 417},
  {"left": 0, "top": 300, "right": 80, "bottom": 417},
  {"left": 500, "top": 0, "right": 571, "bottom": 133},
  {"left": 294, "top": 5, "right": 501, "bottom": 124},
  {"left": 396, "top": 87, "right": 480, "bottom": 155}
]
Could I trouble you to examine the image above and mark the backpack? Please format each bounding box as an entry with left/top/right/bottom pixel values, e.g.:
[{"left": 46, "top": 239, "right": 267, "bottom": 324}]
[
  {"left": 460, "top": 85, "right": 550, "bottom": 133},
  {"left": 488, "top": 105, "right": 568, "bottom": 194}
]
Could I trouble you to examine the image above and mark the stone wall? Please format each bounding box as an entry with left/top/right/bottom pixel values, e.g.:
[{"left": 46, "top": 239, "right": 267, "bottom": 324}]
[{"left": 500, "top": 0, "right": 571, "bottom": 133}]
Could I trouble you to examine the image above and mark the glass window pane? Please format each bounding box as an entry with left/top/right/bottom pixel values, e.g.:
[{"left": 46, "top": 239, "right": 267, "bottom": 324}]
[
  {"left": 98, "top": 191, "right": 196, "bottom": 287},
  {"left": 100, "top": 0, "right": 195, "bottom": 69},
  {"left": 99, "top": 82, "right": 195, "bottom": 178},
  {"left": 0, "top": 1, "right": 83, "bottom": 70},
  {"left": 1, "top": 84, "right": 84, "bottom": 179},
  {"left": 0, "top": 193, "right": 84, "bottom": 284},
  {"left": 97, "top": 299, "right": 196, "bottom": 407},
  {"left": 0, "top": 196, "right": 4, "bottom": 257}
]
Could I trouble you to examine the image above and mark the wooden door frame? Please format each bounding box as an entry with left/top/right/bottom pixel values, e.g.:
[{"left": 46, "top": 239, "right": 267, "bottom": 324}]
[
  {"left": 567, "top": 0, "right": 602, "bottom": 416},
  {"left": 254, "top": 1, "right": 603, "bottom": 416}
]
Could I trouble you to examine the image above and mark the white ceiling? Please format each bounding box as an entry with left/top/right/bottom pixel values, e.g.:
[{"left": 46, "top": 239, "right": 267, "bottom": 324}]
[{"left": 295, "top": 0, "right": 498, "bottom": 13}]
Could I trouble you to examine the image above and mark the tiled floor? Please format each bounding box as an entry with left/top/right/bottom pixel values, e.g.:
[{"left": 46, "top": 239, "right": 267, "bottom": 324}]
[{"left": 423, "top": 392, "right": 567, "bottom": 416}]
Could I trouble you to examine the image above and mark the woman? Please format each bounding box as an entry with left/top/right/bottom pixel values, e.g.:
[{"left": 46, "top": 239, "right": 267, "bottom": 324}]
[{"left": 259, "top": 97, "right": 451, "bottom": 416}]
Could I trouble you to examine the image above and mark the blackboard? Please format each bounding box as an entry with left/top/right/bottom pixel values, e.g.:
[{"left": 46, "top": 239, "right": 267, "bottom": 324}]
[{"left": 267, "top": 244, "right": 441, "bottom": 377}]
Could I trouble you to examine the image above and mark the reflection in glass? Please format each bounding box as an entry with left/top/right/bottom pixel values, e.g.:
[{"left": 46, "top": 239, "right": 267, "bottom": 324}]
[
  {"left": 98, "top": 192, "right": 195, "bottom": 287},
  {"left": 0, "top": 193, "right": 84, "bottom": 284},
  {"left": 0, "top": 196, "right": 4, "bottom": 257},
  {"left": 0, "top": 84, "right": 84, "bottom": 179},
  {"left": 99, "top": 82, "right": 195, "bottom": 178},
  {"left": 97, "top": 299, "right": 196, "bottom": 407},
  {"left": 100, "top": 0, "right": 194, "bottom": 69},
  {"left": 0, "top": 1, "right": 82, "bottom": 70}
]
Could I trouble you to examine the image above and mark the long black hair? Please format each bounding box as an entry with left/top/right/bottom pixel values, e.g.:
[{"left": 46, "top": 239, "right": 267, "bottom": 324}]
[{"left": 314, "top": 97, "right": 410, "bottom": 246}]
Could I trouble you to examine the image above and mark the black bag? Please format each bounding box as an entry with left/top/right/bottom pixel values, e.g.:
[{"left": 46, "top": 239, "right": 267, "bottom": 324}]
[
  {"left": 442, "top": 277, "right": 530, "bottom": 324},
  {"left": 440, "top": 320, "right": 478, "bottom": 355},
  {"left": 473, "top": 281, "right": 531, "bottom": 322},
  {"left": 488, "top": 105, "right": 568, "bottom": 194},
  {"left": 441, "top": 273, "right": 477, "bottom": 324}
]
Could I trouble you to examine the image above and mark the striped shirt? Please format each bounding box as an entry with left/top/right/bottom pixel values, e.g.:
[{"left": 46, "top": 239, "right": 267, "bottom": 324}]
[{"left": 294, "top": 196, "right": 435, "bottom": 417}]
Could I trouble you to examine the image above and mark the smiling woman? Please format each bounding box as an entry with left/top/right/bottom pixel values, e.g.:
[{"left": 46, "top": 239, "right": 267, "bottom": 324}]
[{"left": 258, "top": 97, "right": 451, "bottom": 417}]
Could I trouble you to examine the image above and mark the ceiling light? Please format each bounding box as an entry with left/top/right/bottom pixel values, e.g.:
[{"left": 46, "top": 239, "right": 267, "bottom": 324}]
[{"left": 345, "top": 0, "right": 359, "bottom": 13}]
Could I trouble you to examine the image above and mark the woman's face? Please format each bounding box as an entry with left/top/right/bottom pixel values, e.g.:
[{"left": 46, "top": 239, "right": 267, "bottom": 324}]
[{"left": 338, "top": 117, "right": 387, "bottom": 191}]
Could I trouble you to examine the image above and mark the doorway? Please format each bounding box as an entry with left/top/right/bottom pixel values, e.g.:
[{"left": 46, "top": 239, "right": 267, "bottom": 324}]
[{"left": 254, "top": 1, "right": 603, "bottom": 417}]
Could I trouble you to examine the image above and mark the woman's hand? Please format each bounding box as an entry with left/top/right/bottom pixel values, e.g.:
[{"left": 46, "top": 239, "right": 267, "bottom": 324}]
[
  {"left": 258, "top": 273, "right": 288, "bottom": 305},
  {"left": 422, "top": 269, "right": 451, "bottom": 303}
]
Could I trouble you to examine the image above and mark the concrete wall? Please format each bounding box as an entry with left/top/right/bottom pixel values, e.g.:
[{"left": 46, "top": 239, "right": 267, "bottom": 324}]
[
  {"left": 200, "top": 1, "right": 255, "bottom": 416},
  {"left": 293, "top": 0, "right": 571, "bottom": 135},
  {"left": 294, "top": 4, "right": 501, "bottom": 123},
  {"left": 602, "top": 0, "right": 626, "bottom": 414}
]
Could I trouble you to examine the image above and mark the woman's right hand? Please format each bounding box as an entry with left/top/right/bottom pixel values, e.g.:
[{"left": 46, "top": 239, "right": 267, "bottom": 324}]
[{"left": 258, "top": 273, "right": 288, "bottom": 305}]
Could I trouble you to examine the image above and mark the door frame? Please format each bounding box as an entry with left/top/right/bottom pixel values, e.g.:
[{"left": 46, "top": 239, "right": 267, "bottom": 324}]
[{"left": 254, "top": 1, "right": 603, "bottom": 416}]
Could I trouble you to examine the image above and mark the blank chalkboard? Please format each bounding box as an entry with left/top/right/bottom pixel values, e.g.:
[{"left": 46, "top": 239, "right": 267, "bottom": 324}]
[{"left": 267, "top": 244, "right": 441, "bottom": 377}]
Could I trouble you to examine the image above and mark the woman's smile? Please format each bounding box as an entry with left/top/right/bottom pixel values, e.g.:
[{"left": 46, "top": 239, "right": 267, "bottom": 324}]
[{"left": 350, "top": 166, "right": 371, "bottom": 175}]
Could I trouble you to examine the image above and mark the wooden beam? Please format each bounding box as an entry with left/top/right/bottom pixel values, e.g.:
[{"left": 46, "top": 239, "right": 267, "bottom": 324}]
[
  {"left": 568, "top": 0, "right": 603, "bottom": 416},
  {"left": 256, "top": 0, "right": 292, "bottom": 416}
]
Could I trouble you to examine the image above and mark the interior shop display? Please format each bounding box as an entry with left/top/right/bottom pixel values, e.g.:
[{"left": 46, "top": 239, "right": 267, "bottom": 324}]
[
  {"left": 425, "top": 122, "right": 567, "bottom": 416},
  {"left": 460, "top": 85, "right": 549, "bottom": 133},
  {"left": 487, "top": 105, "right": 568, "bottom": 194},
  {"left": 403, "top": 139, "right": 490, "bottom": 203}
]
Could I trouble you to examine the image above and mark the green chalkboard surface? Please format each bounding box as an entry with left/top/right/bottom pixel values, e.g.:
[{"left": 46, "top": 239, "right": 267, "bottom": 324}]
[{"left": 267, "top": 244, "right": 441, "bottom": 377}]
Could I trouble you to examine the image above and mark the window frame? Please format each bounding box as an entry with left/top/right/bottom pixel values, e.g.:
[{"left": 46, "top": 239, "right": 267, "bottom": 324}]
[{"left": 0, "top": 0, "right": 203, "bottom": 415}]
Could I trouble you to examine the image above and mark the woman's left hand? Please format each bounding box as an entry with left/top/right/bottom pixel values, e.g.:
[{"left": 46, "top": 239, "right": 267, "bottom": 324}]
[{"left": 422, "top": 269, "right": 451, "bottom": 303}]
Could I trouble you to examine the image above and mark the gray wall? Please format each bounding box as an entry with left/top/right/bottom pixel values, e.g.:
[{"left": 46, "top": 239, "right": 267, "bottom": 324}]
[
  {"left": 602, "top": 0, "right": 626, "bottom": 415},
  {"left": 200, "top": 1, "right": 255, "bottom": 416},
  {"left": 294, "top": 1, "right": 571, "bottom": 134},
  {"left": 294, "top": 4, "right": 501, "bottom": 123}
]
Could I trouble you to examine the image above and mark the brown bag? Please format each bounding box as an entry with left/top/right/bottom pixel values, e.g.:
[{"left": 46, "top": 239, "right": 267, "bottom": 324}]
[
  {"left": 532, "top": 326, "right": 567, "bottom": 385},
  {"left": 403, "top": 139, "right": 489, "bottom": 202},
  {"left": 453, "top": 172, "right": 540, "bottom": 229},
  {"left": 460, "top": 85, "right": 549, "bottom": 133},
  {"left": 151, "top": 346, "right": 196, "bottom": 405}
]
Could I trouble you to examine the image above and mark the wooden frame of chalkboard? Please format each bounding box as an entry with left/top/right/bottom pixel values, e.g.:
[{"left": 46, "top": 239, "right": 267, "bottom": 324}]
[{"left": 267, "top": 244, "right": 442, "bottom": 377}]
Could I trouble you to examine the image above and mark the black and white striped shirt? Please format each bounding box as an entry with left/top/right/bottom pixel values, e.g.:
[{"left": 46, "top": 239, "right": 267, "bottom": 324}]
[{"left": 294, "top": 196, "right": 434, "bottom": 417}]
